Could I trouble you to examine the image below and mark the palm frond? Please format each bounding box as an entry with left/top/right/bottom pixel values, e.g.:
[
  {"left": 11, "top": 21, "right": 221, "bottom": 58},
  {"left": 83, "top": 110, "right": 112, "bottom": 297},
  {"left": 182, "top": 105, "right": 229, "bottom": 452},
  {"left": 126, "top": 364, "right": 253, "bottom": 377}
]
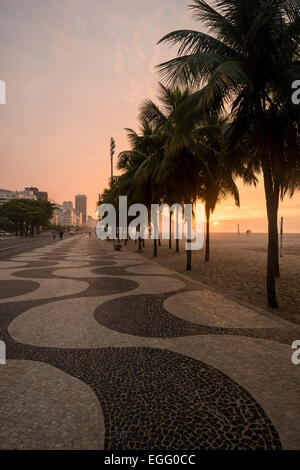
[
  {"left": 188, "top": 0, "right": 244, "bottom": 52},
  {"left": 139, "top": 100, "right": 168, "bottom": 129},
  {"left": 158, "top": 29, "right": 237, "bottom": 57},
  {"left": 157, "top": 53, "right": 225, "bottom": 87}
]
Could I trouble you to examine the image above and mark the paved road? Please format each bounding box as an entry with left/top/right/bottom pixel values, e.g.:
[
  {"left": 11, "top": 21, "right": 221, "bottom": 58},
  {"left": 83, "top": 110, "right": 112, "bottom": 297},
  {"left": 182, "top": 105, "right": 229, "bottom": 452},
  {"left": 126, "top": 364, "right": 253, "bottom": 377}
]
[
  {"left": 0, "top": 235, "right": 55, "bottom": 261},
  {"left": 0, "top": 235, "right": 299, "bottom": 450}
]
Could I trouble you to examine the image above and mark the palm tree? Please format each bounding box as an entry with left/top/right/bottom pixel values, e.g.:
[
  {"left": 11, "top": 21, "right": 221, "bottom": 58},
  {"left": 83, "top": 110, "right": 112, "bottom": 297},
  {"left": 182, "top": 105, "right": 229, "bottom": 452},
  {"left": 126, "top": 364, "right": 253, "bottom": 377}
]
[
  {"left": 142, "top": 85, "right": 241, "bottom": 265},
  {"left": 157, "top": 0, "right": 300, "bottom": 308},
  {"left": 192, "top": 117, "right": 240, "bottom": 261},
  {"left": 117, "top": 122, "right": 165, "bottom": 255},
  {"left": 139, "top": 84, "right": 202, "bottom": 269}
]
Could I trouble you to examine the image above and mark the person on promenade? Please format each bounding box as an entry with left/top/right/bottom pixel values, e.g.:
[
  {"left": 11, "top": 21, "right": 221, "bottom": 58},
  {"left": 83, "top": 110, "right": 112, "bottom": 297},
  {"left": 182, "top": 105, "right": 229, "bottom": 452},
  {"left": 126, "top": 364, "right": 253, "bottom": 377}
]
[{"left": 59, "top": 231, "right": 64, "bottom": 240}]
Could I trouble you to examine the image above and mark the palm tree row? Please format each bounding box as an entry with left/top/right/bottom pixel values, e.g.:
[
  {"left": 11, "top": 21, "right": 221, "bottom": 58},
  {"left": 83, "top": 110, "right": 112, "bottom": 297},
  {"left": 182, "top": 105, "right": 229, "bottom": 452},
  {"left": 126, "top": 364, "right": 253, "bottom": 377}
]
[
  {"left": 99, "top": 0, "right": 299, "bottom": 309},
  {"left": 100, "top": 83, "right": 240, "bottom": 270}
]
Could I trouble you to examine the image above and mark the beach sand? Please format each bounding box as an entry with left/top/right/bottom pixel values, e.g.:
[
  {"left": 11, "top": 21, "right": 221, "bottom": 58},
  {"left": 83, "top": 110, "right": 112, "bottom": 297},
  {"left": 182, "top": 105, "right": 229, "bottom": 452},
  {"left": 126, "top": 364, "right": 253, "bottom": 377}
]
[{"left": 127, "top": 233, "right": 300, "bottom": 325}]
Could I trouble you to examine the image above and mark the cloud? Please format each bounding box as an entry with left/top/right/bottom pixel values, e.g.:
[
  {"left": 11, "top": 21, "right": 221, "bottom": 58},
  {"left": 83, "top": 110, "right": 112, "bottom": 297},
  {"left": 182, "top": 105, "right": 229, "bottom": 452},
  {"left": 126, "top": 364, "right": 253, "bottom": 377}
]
[
  {"left": 45, "top": 26, "right": 73, "bottom": 59},
  {"left": 73, "top": 14, "right": 87, "bottom": 35},
  {"left": 133, "top": 33, "right": 145, "bottom": 61},
  {"left": 45, "top": 2, "right": 87, "bottom": 60}
]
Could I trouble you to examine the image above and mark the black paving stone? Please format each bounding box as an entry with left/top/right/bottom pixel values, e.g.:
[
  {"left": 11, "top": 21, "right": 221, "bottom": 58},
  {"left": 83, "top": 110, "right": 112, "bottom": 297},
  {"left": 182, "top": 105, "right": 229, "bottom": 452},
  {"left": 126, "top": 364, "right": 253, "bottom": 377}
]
[
  {"left": 0, "top": 280, "right": 40, "bottom": 299},
  {"left": 13, "top": 269, "right": 58, "bottom": 279},
  {"left": 2, "top": 341, "right": 282, "bottom": 451},
  {"left": 23, "top": 261, "right": 59, "bottom": 268},
  {"left": 95, "top": 294, "right": 297, "bottom": 344},
  {"left": 80, "top": 277, "right": 139, "bottom": 296}
]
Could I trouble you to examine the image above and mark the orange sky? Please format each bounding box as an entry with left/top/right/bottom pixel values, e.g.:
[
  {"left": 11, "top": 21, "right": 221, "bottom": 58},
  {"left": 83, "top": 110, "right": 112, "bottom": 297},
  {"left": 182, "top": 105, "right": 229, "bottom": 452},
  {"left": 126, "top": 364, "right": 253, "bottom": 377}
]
[{"left": 0, "top": 0, "right": 299, "bottom": 231}]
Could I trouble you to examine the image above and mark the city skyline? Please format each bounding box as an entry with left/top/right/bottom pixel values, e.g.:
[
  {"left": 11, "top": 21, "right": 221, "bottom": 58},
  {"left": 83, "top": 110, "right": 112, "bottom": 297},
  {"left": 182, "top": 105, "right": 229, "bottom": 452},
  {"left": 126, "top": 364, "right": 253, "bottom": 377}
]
[
  {"left": 0, "top": 186, "right": 94, "bottom": 226},
  {"left": 1, "top": 178, "right": 299, "bottom": 233}
]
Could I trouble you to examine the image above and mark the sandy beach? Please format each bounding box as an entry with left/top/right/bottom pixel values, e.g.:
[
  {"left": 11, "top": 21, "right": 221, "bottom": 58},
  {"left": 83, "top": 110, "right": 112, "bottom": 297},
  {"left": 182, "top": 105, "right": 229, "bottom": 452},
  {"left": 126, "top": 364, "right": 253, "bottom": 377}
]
[{"left": 127, "top": 233, "right": 300, "bottom": 325}]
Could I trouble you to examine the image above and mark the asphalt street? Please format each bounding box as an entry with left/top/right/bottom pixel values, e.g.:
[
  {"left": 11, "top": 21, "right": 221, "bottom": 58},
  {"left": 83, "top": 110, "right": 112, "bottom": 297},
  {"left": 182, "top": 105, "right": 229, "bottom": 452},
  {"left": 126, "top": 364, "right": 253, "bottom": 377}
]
[{"left": 0, "top": 235, "right": 57, "bottom": 260}]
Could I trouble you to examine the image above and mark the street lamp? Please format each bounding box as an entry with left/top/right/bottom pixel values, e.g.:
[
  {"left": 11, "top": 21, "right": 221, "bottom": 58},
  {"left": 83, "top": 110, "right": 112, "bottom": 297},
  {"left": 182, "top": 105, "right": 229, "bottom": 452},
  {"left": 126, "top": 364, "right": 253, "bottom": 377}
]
[{"left": 110, "top": 137, "right": 116, "bottom": 182}]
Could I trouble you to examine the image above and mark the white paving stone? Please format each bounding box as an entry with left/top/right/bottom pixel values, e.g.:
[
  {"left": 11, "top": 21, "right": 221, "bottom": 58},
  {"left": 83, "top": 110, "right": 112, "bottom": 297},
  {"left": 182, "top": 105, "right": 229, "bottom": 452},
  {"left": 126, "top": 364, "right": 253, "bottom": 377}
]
[
  {"left": 0, "top": 360, "right": 105, "bottom": 449},
  {"left": 164, "top": 290, "right": 282, "bottom": 328},
  {"left": 0, "top": 261, "right": 28, "bottom": 269},
  {"left": 0, "top": 278, "right": 89, "bottom": 303}
]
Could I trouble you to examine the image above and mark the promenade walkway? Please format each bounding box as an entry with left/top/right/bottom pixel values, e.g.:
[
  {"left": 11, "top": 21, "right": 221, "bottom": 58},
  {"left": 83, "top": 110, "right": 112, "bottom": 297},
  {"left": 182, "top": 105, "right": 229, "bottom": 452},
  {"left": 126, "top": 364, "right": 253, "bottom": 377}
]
[{"left": 0, "top": 235, "right": 299, "bottom": 450}]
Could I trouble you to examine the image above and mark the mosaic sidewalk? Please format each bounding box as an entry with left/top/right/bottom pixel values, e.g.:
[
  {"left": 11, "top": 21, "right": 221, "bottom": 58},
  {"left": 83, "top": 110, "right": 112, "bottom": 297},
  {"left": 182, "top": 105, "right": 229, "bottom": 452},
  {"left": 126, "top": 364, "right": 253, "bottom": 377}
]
[{"left": 0, "top": 235, "right": 299, "bottom": 450}]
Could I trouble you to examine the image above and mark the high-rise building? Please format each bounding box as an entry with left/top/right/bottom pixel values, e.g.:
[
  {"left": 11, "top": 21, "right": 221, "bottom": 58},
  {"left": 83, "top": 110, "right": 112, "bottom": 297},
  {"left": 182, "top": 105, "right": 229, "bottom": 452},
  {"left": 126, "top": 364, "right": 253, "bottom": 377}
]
[
  {"left": 37, "top": 191, "right": 48, "bottom": 201},
  {"left": 0, "top": 188, "right": 40, "bottom": 204},
  {"left": 0, "top": 189, "right": 17, "bottom": 205},
  {"left": 52, "top": 205, "right": 77, "bottom": 227},
  {"left": 55, "top": 207, "right": 65, "bottom": 226},
  {"left": 63, "top": 201, "right": 73, "bottom": 210},
  {"left": 0, "top": 188, "right": 43, "bottom": 204},
  {"left": 25, "top": 187, "right": 39, "bottom": 197},
  {"left": 64, "top": 210, "right": 72, "bottom": 226},
  {"left": 62, "top": 202, "right": 74, "bottom": 226},
  {"left": 25, "top": 187, "right": 48, "bottom": 201},
  {"left": 75, "top": 195, "right": 87, "bottom": 225},
  {"left": 17, "top": 189, "right": 37, "bottom": 200}
]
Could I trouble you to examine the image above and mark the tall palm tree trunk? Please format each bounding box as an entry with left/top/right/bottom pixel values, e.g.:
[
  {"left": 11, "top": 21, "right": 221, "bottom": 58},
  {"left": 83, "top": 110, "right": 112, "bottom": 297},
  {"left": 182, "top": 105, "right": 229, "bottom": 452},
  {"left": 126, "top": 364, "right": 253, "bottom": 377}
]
[
  {"left": 169, "top": 212, "right": 172, "bottom": 249},
  {"left": 266, "top": 196, "right": 279, "bottom": 309},
  {"left": 275, "top": 237, "right": 280, "bottom": 278},
  {"left": 154, "top": 238, "right": 157, "bottom": 257},
  {"left": 175, "top": 206, "right": 180, "bottom": 252},
  {"left": 205, "top": 203, "right": 210, "bottom": 262},
  {"left": 263, "top": 164, "right": 279, "bottom": 309},
  {"left": 186, "top": 243, "right": 192, "bottom": 271},
  {"left": 186, "top": 202, "right": 192, "bottom": 271}
]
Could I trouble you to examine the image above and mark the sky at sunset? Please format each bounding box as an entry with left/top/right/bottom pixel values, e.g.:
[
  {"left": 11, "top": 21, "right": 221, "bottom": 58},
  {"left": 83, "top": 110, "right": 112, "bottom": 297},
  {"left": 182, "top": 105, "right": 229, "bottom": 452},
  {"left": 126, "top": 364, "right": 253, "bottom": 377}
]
[{"left": 0, "top": 0, "right": 299, "bottom": 232}]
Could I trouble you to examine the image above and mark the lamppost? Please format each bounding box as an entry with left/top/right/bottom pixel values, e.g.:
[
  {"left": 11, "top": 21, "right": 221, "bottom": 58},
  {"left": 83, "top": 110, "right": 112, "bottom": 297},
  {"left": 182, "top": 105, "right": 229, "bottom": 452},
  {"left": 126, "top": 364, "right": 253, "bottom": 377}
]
[{"left": 110, "top": 137, "right": 116, "bottom": 182}]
